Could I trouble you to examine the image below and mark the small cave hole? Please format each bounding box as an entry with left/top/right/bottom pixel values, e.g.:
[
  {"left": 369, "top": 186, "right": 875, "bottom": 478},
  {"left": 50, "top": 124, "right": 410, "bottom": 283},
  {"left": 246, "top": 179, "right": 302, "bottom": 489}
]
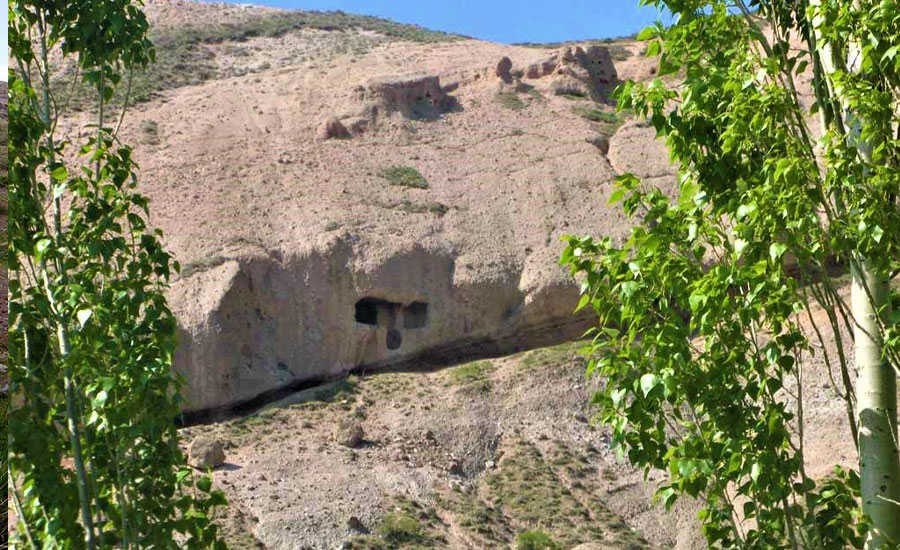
[
  {"left": 403, "top": 302, "right": 428, "bottom": 329},
  {"left": 386, "top": 329, "right": 403, "bottom": 350}
]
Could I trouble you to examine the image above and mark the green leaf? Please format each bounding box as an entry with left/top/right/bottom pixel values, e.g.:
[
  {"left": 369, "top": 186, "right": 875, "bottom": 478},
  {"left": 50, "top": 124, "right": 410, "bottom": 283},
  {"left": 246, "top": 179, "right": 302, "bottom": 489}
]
[
  {"left": 177, "top": 469, "right": 192, "bottom": 484},
  {"left": 76, "top": 308, "right": 93, "bottom": 327},
  {"left": 575, "top": 292, "right": 591, "bottom": 312},
  {"left": 769, "top": 243, "right": 787, "bottom": 260},
  {"left": 640, "top": 373, "right": 658, "bottom": 397},
  {"left": 736, "top": 204, "right": 755, "bottom": 220},
  {"left": 688, "top": 293, "right": 707, "bottom": 311},
  {"left": 658, "top": 486, "right": 678, "bottom": 511},
  {"left": 34, "top": 238, "right": 52, "bottom": 262},
  {"left": 51, "top": 166, "right": 68, "bottom": 181},
  {"left": 94, "top": 390, "right": 108, "bottom": 406},
  {"left": 621, "top": 280, "right": 641, "bottom": 297},
  {"left": 636, "top": 26, "right": 659, "bottom": 41},
  {"left": 197, "top": 476, "right": 213, "bottom": 492},
  {"left": 608, "top": 188, "right": 626, "bottom": 204}
]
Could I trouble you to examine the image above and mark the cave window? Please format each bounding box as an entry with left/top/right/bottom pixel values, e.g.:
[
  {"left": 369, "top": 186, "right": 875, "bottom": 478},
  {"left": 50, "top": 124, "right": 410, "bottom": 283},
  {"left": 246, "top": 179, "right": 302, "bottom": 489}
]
[
  {"left": 403, "top": 302, "right": 428, "bottom": 329},
  {"left": 355, "top": 298, "right": 386, "bottom": 325}
]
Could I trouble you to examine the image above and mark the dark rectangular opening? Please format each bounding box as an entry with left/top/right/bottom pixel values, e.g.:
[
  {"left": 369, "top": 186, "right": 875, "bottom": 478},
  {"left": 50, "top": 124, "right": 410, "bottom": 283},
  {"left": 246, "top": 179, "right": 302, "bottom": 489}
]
[
  {"left": 403, "top": 302, "right": 428, "bottom": 329},
  {"left": 355, "top": 298, "right": 383, "bottom": 325}
]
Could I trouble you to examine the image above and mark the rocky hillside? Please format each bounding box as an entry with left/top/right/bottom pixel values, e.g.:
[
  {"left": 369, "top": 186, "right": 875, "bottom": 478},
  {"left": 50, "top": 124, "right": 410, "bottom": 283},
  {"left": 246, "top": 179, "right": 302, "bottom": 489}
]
[
  {"left": 184, "top": 303, "right": 853, "bottom": 550},
  {"left": 46, "top": 4, "right": 858, "bottom": 550},
  {"left": 55, "top": 0, "right": 670, "bottom": 416},
  {"left": 183, "top": 342, "right": 704, "bottom": 550}
]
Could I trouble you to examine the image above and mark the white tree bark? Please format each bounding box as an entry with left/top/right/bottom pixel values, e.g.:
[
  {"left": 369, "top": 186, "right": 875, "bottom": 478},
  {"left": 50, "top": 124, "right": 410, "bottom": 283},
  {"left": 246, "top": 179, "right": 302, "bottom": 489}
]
[
  {"left": 853, "top": 260, "right": 900, "bottom": 549},
  {"left": 808, "top": 2, "right": 900, "bottom": 545}
]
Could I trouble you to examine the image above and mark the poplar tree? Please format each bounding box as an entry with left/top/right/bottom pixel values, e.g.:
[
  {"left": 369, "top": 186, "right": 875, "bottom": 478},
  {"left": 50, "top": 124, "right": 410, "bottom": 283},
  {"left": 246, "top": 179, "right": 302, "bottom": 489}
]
[
  {"left": 8, "top": 2, "right": 228, "bottom": 547},
  {"left": 562, "top": 0, "right": 899, "bottom": 547}
]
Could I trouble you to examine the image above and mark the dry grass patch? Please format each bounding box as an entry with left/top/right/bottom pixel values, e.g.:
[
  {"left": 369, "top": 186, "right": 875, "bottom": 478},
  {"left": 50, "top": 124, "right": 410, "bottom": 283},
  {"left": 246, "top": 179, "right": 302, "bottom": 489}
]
[
  {"left": 379, "top": 165, "right": 429, "bottom": 189},
  {"left": 496, "top": 91, "right": 527, "bottom": 110},
  {"left": 572, "top": 106, "right": 625, "bottom": 137}
]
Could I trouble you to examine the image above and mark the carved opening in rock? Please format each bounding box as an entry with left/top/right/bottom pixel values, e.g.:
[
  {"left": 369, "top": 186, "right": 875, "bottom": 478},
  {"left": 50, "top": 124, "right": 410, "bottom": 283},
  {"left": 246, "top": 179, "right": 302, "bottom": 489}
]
[
  {"left": 403, "top": 302, "right": 428, "bottom": 329},
  {"left": 386, "top": 329, "right": 403, "bottom": 350},
  {"left": 355, "top": 297, "right": 393, "bottom": 325}
]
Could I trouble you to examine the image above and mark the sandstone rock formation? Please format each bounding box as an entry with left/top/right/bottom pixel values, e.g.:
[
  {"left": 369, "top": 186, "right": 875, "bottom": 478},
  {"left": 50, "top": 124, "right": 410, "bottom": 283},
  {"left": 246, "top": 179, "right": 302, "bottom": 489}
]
[
  {"left": 495, "top": 56, "right": 513, "bottom": 82},
  {"left": 524, "top": 45, "right": 618, "bottom": 101},
  {"left": 316, "top": 117, "right": 350, "bottom": 140},
  {"left": 526, "top": 55, "right": 557, "bottom": 79},
  {"left": 188, "top": 436, "right": 226, "bottom": 469},
  {"left": 171, "top": 245, "right": 596, "bottom": 414},
  {"left": 355, "top": 73, "right": 455, "bottom": 120},
  {"left": 55, "top": 15, "right": 673, "bottom": 416},
  {"left": 324, "top": 73, "right": 459, "bottom": 138}
]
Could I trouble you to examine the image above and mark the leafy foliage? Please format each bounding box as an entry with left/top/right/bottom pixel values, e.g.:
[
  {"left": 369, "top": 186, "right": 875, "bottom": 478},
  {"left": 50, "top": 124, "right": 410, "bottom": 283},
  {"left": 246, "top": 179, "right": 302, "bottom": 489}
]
[
  {"left": 561, "top": 0, "right": 899, "bottom": 548},
  {"left": 8, "top": 1, "right": 227, "bottom": 548}
]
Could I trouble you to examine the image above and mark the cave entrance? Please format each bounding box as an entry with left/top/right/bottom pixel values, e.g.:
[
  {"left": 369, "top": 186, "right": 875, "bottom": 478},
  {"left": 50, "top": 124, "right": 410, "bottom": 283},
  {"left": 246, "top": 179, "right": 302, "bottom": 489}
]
[
  {"left": 355, "top": 297, "right": 394, "bottom": 326},
  {"left": 355, "top": 297, "right": 429, "bottom": 351}
]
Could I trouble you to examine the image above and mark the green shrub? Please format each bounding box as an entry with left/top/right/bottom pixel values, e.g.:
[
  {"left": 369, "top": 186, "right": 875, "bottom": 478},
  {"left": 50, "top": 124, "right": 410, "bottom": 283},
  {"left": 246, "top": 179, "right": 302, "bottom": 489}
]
[
  {"left": 140, "top": 119, "right": 160, "bottom": 145},
  {"left": 516, "top": 530, "right": 560, "bottom": 550},
  {"left": 395, "top": 200, "right": 448, "bottom": 216},
  {"left": 378, "top": 513, "right": 422, "bottom": 544},
  {"left": 379, "top": 165, "right": 429, "bottom": 189},
  {"left": 559, "top": 92, "right": 586, "bottom": 100}
]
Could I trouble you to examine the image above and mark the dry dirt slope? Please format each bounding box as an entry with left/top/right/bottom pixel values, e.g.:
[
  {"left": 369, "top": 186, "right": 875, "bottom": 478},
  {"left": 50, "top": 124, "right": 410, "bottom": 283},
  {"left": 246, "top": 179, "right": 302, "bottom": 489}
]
[{"left": 183, "top": 342, "right": 704, "bottom": 550}]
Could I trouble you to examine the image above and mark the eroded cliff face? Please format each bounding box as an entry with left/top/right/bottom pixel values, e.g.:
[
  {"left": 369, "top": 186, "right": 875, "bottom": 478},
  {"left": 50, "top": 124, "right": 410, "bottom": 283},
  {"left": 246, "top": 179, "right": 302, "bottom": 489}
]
[
  {"left": 54, "top": 5, "right": 678, "bottom": 414},
  {"left": 171, "top": 242, "right": 592, "bottom": 413}
]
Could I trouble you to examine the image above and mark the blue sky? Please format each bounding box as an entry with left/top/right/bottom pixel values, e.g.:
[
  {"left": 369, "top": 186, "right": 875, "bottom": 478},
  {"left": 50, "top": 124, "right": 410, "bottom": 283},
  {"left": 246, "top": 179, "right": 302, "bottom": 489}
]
[{"left": 216, "top": 0, "right": 670, "bottom": 44}]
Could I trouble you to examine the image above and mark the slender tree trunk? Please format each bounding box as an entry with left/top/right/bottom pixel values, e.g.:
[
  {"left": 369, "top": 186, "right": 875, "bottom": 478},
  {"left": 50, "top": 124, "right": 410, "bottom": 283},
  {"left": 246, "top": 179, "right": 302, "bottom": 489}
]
[
  {"left": 37, "top": 15, "right": 97, "bottom": 550},
  {"left": 808, "top": 3, "right": 900, "bottom": 542},
  {"left": 853, "top": 260, "right": 900, "bottom": 549}
]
